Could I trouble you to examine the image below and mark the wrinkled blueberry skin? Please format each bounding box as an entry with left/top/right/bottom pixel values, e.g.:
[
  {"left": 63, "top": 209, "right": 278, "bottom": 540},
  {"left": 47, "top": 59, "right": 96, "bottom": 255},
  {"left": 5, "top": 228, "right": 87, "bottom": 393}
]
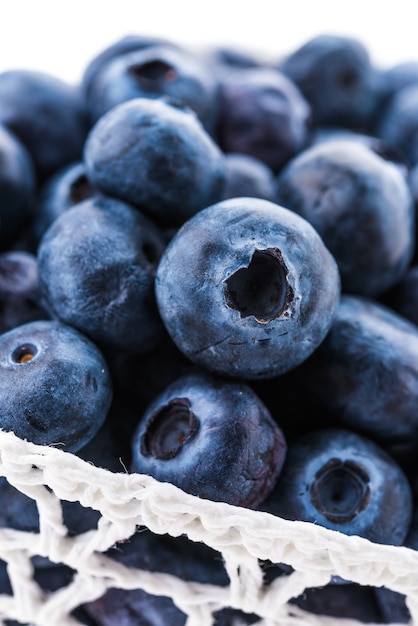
[
  {"left": 376, "top": 83, "right": 418, "bottom": 166},
  {"left": 84, "top": 528, "right": 257, "bottom": 626},
  {"left": 86, "top": 44, "right": 221, "bottom": 134},
  {"left": 156, "top": 197, "right": 340, "bottom": 380},
  {"left": 0, "top": 320, "right": 112, "bottom": 451},
  {"left": 217, "top": 68, "right": 312, "bottom": 173},
  {"left": 37, "top": 196, "right": 166, "bottom": 354},
  {"left": 260, "top": 428, "right": 413, "bottom": 546},
  {"left": 0, "top": 125, "right": 36, "bottom": 250},
  {"left": 280, "top": 34, "right": 379, "bottom": 130},
  {"left": 292, "top": 295, "right": 418, "bottom": 444},
  {"left": 0, "top": 70, "right": 88, "bottom": 180},
  {"left": 30, "top": 161, "right": 97, "bottom": 248},
  {"left": 275, "top": 139, "right": 415, "bottom": 296},
  {"left": 84, "top": 97, "right": 226, "bottom": 228},
  {"left": 0, "top": 251, "right": 50, "bottom": 334},
  {"left": 131, "top": 372, "right": 287, "bottom": 508},
  {"left": 221, "top": 153, "right": 275, "bottom": 201}
]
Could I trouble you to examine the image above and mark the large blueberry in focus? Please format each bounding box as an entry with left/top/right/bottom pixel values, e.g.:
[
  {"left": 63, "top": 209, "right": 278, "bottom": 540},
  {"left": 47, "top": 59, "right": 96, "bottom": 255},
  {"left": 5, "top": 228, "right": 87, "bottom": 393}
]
[
  {"left": 217, "top": 67, "right": 312, "bottom": 173},
  {"left": 291, "top": 295, "right": 418, "bottom": 444},
  {"left": 275, "top": 139, "right": 415, "bottom": 296},
  {"left": 260, "top": 428, "right": 413, "bottom": 546},
  {"left": 0, "top": 70, "right": 88, "bottom": 179},
  {"left": 84, "top": 97, "right": 226, "bottom": 227},
  {"left": 0, "top": 320, "right": 112, "bottom": 451},
  {"left": 0, "top": 124, "right": 36, "bottom": 250},
  {"left": 155, "top": 197, "right": 340, "bottom": 379},
  {"left": 131, "top": 372, "right": 287, "bottom": 508},
  {"left": 86, "top": 44, "right": 221, "bottom": 134},
  {"left": 280, "top": 34, "right": 379, "bottom": 130},
  {"left": 37, "top": 196, "right": 166, "bottom": 354}
]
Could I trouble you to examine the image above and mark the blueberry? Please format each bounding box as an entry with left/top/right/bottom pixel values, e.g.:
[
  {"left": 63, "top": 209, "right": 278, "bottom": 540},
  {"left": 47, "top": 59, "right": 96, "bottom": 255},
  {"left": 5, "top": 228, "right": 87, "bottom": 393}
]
[
  {"left": 375, "top": 60, "right": 418, "bottom": 120},
  {"left": 280, "top": 34, "right": 379, "bottom": 130},
  {"left": 0, "top": 559, "right": 12, "bottom": 597},
  {"left": 155, "top": 197, "right": 340, "bottom": 379},
  {"left": 0, "top": 251, "right": 50, "bottom": 334},
  {"left": 291, "top": 583, "right": 384, "bottom": 622},
  {"left": 221, "top": 153, "right": 275, "bottom": 201},
  {"left": 84, "top": 529, "right": 257, "bottom": 626},
  {"left": 0, "top": 475, "right": 102, "bottom": 557},
  {"left": 30, "top": 161, "right": 97, "bottom": 248},
  {"left": 37, "top": 195, "right": 166, "bottom": 354},
  {"left": 130, "top": 371, "right": 287, "bottom": 508},
  {"left": 86, "top": 44, "right": 221, "bottom": 134},
  {"left": 383, "top": 264, "right": 418, "bottom": 326},
  {"left": 260, "top": 427, "right": 413, "bottom": 546},
  {"left": 107, "top": 333, "right": 202, "bottom": 418},
  {"left": 311, "top": 126, "right": 409, "bottom": 171},
  {"left": 217, "top": 67, "right": 312, "bottom": 172},
  {"left": 373, "top": 507, "right": 418, "bottom": 623},
  {"left": 0, "top": 125, "right": 36, "bottom": 250},
  {"left": 0, "top": 70, "right": 88, "bottom": 180},
  {"left": 0, "top": 416, "right": 126, "bottom": 552},
  {"left": 290, "top": 295, "right": 418, "bottom": 443},
  {"left": 84, "top": 530, "right": 228, "bottom": 626},
  {"left": 0, "top": 320, "right": 112, "bottom": 451},
  {"left": 81, "top": 34, "right": 176, "bottom": 102},
  {"left": 376, "top": 82, "right": 418, "bottom": 166},
  {"left": 202, "top": 45, "right": 263, "bottom": 77},
  {"left": 84, "top": 97, "right": 226, "bottom": 228},
  {"left": 275, "top": 138, "right": 415, "bottom": 296}
]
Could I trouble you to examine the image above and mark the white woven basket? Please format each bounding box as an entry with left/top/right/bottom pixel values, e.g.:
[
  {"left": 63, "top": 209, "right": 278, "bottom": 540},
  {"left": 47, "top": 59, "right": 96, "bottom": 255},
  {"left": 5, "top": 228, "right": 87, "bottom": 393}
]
[{"left": 0, "top": 428, "right": 417, "bottom": 626}]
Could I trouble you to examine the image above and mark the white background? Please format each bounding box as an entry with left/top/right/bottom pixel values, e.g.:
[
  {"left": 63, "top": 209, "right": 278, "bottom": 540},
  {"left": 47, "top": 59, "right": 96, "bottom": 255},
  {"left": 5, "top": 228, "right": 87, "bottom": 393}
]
[{"left": 0, "top": 0, "right": 417, "bottom": 84}]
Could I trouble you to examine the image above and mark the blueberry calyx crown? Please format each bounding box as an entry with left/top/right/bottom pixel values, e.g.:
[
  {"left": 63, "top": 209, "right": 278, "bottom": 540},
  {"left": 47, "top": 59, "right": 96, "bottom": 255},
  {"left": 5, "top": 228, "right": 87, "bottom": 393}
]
[
  {"left": 69, "top": 174, "right": 95, "bottom": 205},
  {"left": 12, "top": 343, "right": 38, "bottom": 364},
  {"left": 127, "top": 59, "right": 178, "bottom": 89},
  {"left": 140, "top": 397, "right": 200, "bottom": 460},
  {"left": 223, "top": 248, "right": 294, "bottom": 323},
  {"left": 309, "top": 457, "right": 371, "bottom": 524}
]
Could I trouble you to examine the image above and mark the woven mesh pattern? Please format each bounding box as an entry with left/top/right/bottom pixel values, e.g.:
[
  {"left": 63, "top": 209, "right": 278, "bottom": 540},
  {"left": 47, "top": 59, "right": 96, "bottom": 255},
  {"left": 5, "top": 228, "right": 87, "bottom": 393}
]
[{"left": 0, "top": 429, "right": 417, "bottom": 626}]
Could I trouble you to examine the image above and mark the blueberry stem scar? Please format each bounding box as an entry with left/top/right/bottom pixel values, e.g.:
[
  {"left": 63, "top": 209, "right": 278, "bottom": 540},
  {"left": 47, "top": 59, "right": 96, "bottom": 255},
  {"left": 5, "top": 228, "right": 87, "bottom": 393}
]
[
  {"left": 223, "top": 248, "right": 293, "bottom": 323},
  {"left": 310, "top": 458, "right": 371, "bottom": 524},
  {"left": 140, "top": 397, "right": 200, "bottom": 460}
]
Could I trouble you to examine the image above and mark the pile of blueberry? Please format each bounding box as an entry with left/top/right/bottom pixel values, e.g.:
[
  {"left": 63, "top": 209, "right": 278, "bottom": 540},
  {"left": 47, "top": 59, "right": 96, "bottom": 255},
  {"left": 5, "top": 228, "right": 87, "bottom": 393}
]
[{"left": 1, "top": 31, "right": 418, "bottom": 624}]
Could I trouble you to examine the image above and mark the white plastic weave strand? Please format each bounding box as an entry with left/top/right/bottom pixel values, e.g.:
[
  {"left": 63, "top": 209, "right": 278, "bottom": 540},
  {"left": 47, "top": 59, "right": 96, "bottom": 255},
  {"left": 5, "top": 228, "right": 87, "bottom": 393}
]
[{"left": 0, "top": 429, "right": 417, "bottom": 626}]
